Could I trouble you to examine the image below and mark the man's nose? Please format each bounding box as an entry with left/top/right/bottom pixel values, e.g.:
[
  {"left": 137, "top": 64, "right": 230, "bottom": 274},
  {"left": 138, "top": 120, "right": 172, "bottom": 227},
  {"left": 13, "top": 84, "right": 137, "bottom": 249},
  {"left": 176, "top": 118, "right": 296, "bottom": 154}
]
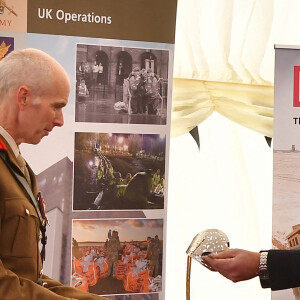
[{"left": 54, "top": 110, "right": 64, "bottom": 127}]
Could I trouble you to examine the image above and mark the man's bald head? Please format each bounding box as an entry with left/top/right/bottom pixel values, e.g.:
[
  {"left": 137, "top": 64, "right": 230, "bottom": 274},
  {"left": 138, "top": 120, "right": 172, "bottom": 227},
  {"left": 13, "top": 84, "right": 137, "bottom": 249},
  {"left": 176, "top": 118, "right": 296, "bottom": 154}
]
[
  {"left": 0, "top": 48, "right": 70, "bottom": 101},
  {"left": 0, "top": 49, "right": 70, "bottom": 145}
]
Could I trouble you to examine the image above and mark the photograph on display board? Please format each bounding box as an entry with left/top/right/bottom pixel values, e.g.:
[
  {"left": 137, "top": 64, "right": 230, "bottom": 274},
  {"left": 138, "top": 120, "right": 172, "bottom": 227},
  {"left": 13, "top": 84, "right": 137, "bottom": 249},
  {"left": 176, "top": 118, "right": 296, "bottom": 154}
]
[
  {"left": 75, "top": 44, "right": 169, "bottom": 125},
  {"left": 0, "top": 36, "right": 14, "bottom": 60},
  {"left": 272, "top": 47, "right": 300, "bottom": 300},
  {"left": 273, "top": 151, "right": 300, "bottom": 300},
  {"left": 73, "top": 132, "right": 166, "bottom": 211},
  {"left": 72, "top": 219, "right": 163, "bottom": 296},
  {"left": 273, "top": 150, "right": 300, "bottom": 249},
  {"left": 105, "top": 294, "right": 159, "bottom": 300}
]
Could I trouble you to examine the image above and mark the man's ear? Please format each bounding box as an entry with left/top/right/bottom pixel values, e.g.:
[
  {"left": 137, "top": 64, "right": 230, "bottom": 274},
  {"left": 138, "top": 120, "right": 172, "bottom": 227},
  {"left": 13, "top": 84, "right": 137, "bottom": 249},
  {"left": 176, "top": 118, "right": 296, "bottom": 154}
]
[{"left": 17, "top": 86, "right": 30, "bottom": 109}]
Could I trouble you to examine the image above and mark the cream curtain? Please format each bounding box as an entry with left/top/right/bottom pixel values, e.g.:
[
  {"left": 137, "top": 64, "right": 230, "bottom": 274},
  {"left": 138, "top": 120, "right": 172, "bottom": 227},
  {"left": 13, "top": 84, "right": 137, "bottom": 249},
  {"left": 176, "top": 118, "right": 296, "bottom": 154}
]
[
  {"left": 172, "top": 78, "right": 273, "bottom": 137},
  {"left": 171, "top": 0, "right": 300, "bottom": 137},
  {"left": 167, "top": 1, "right": 300, "bottom": 299}
]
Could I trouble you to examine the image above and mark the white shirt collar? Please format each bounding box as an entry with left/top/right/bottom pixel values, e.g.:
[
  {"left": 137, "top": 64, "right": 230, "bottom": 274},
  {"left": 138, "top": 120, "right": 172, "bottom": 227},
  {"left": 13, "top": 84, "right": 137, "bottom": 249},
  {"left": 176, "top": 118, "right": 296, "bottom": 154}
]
[{"left": 0, "top": 126, "right": 19, "bottom": 158}]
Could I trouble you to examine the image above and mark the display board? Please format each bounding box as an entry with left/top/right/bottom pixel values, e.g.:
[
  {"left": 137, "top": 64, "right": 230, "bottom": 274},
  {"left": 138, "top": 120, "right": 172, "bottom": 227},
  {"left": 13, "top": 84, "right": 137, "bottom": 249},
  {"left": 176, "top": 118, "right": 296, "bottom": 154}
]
[
  {"left": 273, "top": 45, "right": 300, "bottom": 300},
  {"left": 0, "top": 1, "right": 177, "bottom": 299}
]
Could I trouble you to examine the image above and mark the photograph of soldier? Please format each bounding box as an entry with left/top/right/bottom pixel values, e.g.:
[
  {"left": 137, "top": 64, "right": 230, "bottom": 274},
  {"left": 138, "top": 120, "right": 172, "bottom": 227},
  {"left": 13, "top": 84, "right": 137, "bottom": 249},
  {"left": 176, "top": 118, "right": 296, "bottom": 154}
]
[
  {"left": 75, "top": 44, "right": 169, "bottom": 125},
  {"left": 73, "top": 132, "right": 166, "bottom": 211},
  {"left": 107, "top": 229, "right": 121, "bottom": 278},
  {"left": 72, "top": 219, "right": 163, "bottom": 296},
  {"left": 146, "top": 235, "right": 161, "bottom": 278},
  {"left": 78, "top": 79, "right": 89, "bottom": 103}
]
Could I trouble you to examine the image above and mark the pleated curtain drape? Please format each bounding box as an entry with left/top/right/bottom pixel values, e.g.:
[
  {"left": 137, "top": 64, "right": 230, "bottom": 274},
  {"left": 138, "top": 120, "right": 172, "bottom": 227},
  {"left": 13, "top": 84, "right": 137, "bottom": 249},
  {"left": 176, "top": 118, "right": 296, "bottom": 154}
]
[{"left": 171, "top": 0, "right": 300, "bottom": 138}]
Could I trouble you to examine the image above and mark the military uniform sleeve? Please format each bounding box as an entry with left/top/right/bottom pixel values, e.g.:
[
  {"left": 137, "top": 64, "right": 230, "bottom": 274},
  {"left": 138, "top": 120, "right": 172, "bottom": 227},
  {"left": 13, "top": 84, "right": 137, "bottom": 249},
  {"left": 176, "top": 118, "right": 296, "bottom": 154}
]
[{"left": 0, "top": 261, "right": 74, "bottom": 300}]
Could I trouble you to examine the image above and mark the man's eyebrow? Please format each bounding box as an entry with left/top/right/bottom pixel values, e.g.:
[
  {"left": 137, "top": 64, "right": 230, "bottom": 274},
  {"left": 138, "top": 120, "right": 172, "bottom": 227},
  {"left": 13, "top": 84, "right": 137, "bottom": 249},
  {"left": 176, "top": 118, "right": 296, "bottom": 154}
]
[{"left": 53, "top": 101, "right": 67, "bottom": 108}]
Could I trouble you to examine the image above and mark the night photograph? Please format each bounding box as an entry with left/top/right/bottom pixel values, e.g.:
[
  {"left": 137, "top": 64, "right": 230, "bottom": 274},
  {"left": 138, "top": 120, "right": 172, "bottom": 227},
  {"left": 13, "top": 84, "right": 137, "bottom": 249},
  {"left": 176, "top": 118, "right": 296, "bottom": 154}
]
[{"left": 73, "top": 132, "right": 166, "bottom": 210}]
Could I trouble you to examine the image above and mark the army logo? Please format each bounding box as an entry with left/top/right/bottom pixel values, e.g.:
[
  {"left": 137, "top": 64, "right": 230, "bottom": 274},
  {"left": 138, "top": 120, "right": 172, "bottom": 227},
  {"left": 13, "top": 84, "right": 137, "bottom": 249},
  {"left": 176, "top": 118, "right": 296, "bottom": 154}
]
[
  {"left": 0, "top": 37, "right": 14, "bottom": 61},
  {"left": 0, "top": 0, "right": 17, "bottom": 16}
]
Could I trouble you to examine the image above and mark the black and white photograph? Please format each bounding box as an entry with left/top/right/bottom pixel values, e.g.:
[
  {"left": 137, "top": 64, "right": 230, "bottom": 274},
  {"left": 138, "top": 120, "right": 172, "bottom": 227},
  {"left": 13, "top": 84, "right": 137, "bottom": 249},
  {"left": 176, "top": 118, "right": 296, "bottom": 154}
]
[
  {"left": 73, "top": 132, "right": 166, "bottom": 211},
  {"left": 72, "top": 219, "right": 163, "bottom": 296},
  {"left": 75, "top": 44, "right": 169, "bottom": 125}
]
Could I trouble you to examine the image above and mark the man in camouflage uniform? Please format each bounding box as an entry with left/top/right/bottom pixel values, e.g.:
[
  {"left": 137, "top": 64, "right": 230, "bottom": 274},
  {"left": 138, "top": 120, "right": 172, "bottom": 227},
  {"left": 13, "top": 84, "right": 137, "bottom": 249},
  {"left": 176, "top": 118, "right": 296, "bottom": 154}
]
[
  {"left": 146, "top": 236, "right": 161, "bottom": 277},
  {"left": 107, "top": 229, "right": 121, "bottom": 278}
]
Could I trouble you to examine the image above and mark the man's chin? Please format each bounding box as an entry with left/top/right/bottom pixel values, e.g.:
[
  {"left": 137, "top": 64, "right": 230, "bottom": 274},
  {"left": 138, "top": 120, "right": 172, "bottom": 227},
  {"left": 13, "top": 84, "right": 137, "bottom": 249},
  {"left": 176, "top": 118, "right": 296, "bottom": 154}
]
[
  {"left": 30, "top": 135, "right": 45, "bottom": 145},
  {"left": 29, "top": 139, "right": 42, "bottom": 145}
]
